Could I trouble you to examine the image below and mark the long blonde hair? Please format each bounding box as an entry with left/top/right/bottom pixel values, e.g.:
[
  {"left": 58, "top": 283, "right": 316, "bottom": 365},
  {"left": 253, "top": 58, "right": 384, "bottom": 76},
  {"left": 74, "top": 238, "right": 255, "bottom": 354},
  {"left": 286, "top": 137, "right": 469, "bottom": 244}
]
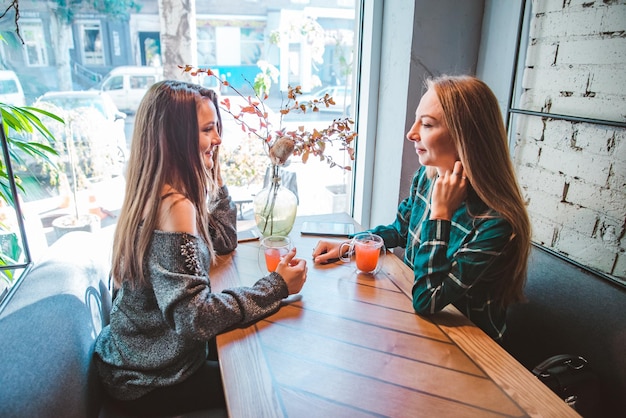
[
  {"left": 428, "top": 75, "right": 531, "bottom": 307},
  {"left": 111, "top": 80, "right": 221, "bottom": 289}
]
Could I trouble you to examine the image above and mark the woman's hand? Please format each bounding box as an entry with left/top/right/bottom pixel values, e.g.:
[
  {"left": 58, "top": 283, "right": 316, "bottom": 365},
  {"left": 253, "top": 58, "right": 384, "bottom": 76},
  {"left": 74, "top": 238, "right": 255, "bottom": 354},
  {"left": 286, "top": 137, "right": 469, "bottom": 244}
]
[
  {"left": 311, "top": 240, "right": 344, "bottom": 264},
  {"left": 275, "top": 248, "right": 307, "bottom": 295},
  {"left": 430, "top": 161, "right": 468, "bottom": 221}
]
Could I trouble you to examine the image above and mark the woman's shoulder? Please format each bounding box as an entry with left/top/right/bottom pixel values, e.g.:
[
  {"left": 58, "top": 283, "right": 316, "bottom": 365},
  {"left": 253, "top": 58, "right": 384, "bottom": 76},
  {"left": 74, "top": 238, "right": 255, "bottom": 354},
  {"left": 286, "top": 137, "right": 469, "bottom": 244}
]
[
  {"left": 159, "top": 187, "right": 197, "bottom": 234},
  {"left": 469, "top": 209, "right": 513, "bottom": 239}
]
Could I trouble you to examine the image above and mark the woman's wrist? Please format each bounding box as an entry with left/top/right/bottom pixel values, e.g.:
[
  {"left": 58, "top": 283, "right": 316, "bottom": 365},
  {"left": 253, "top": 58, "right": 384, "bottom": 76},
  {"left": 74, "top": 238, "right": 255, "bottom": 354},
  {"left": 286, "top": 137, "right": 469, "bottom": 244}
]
[{"left": 429, "top": 211, "right": 452, "bottom": 221}]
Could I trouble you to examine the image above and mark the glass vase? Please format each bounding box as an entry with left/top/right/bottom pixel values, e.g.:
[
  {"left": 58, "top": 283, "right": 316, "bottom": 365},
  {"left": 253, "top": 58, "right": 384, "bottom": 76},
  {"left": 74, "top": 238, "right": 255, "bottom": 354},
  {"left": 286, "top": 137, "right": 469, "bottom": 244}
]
[{"left": 253, "top": 165, "right": 298, "bottom": 237}]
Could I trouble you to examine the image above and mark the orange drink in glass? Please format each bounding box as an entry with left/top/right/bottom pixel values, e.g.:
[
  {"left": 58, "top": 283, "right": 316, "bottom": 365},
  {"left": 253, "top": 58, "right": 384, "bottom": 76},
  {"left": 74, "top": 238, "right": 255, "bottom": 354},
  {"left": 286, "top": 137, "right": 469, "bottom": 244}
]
[
  {"left": 339, "top": 233, "right": 385, "bottom": 275},
  {"left": 259, "top": 236, "right": 292, "bottom": 273},
  {"left": 355, "top": 240, "right": 381, "bottom": 273}
]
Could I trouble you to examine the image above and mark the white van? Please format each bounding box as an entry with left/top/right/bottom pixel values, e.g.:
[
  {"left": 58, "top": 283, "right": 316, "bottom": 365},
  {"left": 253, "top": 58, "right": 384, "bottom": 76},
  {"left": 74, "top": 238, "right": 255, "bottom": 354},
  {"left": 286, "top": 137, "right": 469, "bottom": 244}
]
[
  {"left": 0, "top": 70, "right": 26, "bottom": 107},
  {"left": 99, "top": 66, "right": 163, "bottom": 113}
]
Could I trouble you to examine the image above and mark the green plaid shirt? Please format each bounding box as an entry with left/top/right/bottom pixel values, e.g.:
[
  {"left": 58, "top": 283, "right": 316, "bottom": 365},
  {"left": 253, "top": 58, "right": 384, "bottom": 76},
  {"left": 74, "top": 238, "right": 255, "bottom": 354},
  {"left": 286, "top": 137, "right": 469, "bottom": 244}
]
[{"left": 369, "top": 167, "right": 513, "bottom": 341}]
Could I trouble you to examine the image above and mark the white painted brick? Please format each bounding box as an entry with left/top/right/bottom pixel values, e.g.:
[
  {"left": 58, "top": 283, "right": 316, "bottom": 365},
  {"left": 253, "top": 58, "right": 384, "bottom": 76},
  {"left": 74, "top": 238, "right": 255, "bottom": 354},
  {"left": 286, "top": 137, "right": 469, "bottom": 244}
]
[
  {"left": 571, "top": 124, "right": 622, "bottom": 157},
  {"left": 541, "top": 119, "right": 573, "bottom": 151},
  {"left": 548, "top": 95, "right": 626, "bottom": 124},
  {"left": 519, "top": 0, "right": 626, "bottom": 279},
  {"left": 588, "top": 69, "right": 626, "bottom": 97},
  {"left": 612, "top": 251, "right": 626, "bottom": 278},
  {"left": 531, "top": 0, "right": 564, "bottom": 15},
  {"left": 520, "top": 93, "right": 626, "bottom": 122},
  {"left": 516, "top": 164, "right": 566, "bottom": 197},
  {"left": 528, "top": 10, "right": 545, "bottom": 40},
  {"left": 524, "top": 41, "right": 558, "bottom": 68},
  {"left": 555, "top": 227, "right": 619, "bottom": 273},
  {"left": 511, "top": 114, "right": 545, "bottom": 141},
  {"left": 564, "top": 0, "right": 608, "bottom": 9},
  {"left": 558, "top": 38, "right": 626, "bottom": 66},
  {"left": 529, "top": 214, "right": 560, "bottom": 247},
  {"left": 535, "top": 122, "right": 620, "bottom": 158},
  {"left": 522, "top": 66, "right": 591, "bottom": 93},
  {"left": 607, "top": 159, "right": 626, "bottom": 193},
  {"left": 554, "top": 201, "right": 600, "bottom": 237},
  {"left": 518, "top": 91, "right": 553, "bottom": 113},
  {"left": 566, "top": 179, "right": 626, "bottom": 221},
  {"left": 601, "top": 4, "right": 626, "bottom": 33},
  {"left": 526, "top": 189, "right": 561, "bottom": 220},
  {"left": 614, "top": 128, "right": 626, "bottom": 158},
  {"left": 513, "top": 137, "right": 542, "bottom": 167},
  {"left": 538, "top": 145, "right": 611, "bottom": 186},
  {"left": 609, "top": 156, "right": 626, "bottom": 179},
  {"left": 532, "top": 8, "right": 604, "bottom": 38}
]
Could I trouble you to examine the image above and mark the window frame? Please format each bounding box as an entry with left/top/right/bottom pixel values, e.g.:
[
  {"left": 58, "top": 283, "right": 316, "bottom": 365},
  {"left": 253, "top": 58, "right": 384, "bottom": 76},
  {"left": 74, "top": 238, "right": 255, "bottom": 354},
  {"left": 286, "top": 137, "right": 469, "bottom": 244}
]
[
  {"left": 20, "top": 19, "right": 49, "bottom": 67},
  {"left": 77, "top": 20, "right": 105, "bottom": 65}
]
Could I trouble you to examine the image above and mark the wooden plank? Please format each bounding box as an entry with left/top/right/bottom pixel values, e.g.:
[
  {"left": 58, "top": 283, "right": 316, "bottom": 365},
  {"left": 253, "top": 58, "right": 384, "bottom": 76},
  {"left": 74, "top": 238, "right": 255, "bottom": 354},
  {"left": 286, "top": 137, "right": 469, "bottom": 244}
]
[
  {"left": 279, "top": 283, "right": 448, "bottom": 342},
  {"left": 213, "top": 254, "right": 283, "bottom": 418},
  {"left": 274, "top": 363, "right": 518, "bottom": 418},
  {"left": 264, "top": 304, "right": 483, "bottom": 376},
  {"left": 217, "top": 326, "right": 283, "bottom": 418},
  {"left": 260, "top": 327, "right": 525, "bottom": 417},
  {"left": 433, "top": 305, "right": 580, "bottom": 418}
]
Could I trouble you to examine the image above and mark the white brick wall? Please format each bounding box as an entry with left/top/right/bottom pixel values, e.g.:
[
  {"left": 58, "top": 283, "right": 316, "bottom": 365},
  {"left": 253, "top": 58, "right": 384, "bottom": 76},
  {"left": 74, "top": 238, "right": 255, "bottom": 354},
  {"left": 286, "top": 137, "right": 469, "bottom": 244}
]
[{"left": 513, "top": 0, "right": 626, "bottom": 278}]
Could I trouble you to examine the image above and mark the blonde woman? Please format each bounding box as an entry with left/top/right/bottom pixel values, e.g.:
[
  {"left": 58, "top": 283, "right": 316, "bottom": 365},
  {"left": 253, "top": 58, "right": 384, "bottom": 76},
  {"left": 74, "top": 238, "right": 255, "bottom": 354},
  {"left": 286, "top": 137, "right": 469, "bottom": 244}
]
[
  {"left": 313, "top": 75, "right": 530, "bottom": 342},
  {"left": 94, "top": 80, "right": 307, "bottom": 415}
]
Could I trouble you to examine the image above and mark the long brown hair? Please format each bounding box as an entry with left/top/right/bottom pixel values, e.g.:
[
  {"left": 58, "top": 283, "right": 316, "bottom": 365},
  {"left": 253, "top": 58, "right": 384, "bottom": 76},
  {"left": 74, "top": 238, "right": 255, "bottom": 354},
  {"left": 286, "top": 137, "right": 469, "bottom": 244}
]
[
  {"left": 428, "top": 75, "right": 531, "bottom": 307},
  {"left": 111, "top": 80, "right": 221, "bottom": 288}
]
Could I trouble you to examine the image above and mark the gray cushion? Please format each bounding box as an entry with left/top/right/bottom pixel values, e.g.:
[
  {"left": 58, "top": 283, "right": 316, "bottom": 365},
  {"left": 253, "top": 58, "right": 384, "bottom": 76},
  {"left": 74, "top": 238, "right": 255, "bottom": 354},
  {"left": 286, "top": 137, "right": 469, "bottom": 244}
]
[
  {"left": 505, "top": 245, "right": 626, "bottom": 417},
  {"left": 0, "top": 231, "right": 112, "bottom": 418}
]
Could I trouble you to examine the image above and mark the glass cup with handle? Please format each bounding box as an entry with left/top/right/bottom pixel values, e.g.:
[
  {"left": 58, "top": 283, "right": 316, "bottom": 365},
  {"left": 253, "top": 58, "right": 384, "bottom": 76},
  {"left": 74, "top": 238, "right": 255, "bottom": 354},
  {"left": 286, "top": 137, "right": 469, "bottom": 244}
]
[
  {"left": 258, "top": 235, "right": 292, "bottom": 273},
  {"left": 339, "top": 232, "right": 385, "bottom": 275}
]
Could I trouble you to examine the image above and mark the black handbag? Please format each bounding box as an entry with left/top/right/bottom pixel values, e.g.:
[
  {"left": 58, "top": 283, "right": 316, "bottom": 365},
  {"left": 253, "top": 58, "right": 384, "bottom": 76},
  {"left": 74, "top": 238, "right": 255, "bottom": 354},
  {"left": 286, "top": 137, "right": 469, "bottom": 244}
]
[{"left": 532, "top": 354, "right": 601, "bottom": 417}]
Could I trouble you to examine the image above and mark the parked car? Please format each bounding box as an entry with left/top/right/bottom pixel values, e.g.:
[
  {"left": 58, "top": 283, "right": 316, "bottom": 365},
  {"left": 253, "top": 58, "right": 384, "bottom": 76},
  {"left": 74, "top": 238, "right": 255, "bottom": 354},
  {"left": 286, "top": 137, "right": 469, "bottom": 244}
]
[
  {"left": 28, "top": 90, "right": 128, "bottom": 190},
  {"left": 97, "top": 66, "right": 163, "bottom": 113},
  {"left": 299, "top": 85, "right": 352, "bottom": 115},
  {"left": 34, "top": 90, "right": 127, "bottom": 154},
  {"left": 0, "top": 70, "right": 26, "bottom": 107}
]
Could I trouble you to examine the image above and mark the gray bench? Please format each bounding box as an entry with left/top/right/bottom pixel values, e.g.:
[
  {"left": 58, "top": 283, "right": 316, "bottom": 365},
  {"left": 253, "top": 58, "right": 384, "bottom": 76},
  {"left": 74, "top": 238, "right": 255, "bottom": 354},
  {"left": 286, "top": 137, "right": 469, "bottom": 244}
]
[
  {"left": 0, "top": 230, "right": 225, "bottom": 417},
  {"left": 504, "top": 245, "right": 626, "bottom": 418}
]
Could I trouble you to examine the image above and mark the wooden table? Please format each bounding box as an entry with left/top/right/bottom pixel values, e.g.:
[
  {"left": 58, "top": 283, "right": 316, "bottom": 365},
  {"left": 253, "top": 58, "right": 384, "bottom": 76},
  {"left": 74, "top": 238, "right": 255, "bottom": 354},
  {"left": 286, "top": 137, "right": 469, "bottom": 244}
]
[{"left": 212, "top": 214, "right": 578, "bottom": 418}]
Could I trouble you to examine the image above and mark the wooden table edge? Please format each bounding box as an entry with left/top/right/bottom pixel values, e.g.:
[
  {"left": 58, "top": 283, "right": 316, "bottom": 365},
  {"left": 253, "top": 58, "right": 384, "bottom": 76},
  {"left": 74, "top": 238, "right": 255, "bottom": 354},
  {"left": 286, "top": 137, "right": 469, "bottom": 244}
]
[{"left": 381, "top": 245, "right": 579, "bottom": 417}]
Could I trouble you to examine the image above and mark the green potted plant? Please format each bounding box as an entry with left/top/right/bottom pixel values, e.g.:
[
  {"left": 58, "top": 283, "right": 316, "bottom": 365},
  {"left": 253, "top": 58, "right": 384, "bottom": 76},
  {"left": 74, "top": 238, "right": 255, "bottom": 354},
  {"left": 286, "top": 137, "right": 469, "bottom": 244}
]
[{"left": 0, "top": 102, "right": 61, "bottom": 301}]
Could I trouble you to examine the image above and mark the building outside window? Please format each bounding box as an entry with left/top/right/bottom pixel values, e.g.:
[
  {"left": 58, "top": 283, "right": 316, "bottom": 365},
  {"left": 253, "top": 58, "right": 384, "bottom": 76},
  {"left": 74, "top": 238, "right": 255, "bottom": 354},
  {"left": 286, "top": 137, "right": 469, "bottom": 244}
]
[
  {"left": 197, "top": 25, "right": 216, "bottom": 65},
  {"left": 21, "top": 21, "right": 48, "bottom": 67}
]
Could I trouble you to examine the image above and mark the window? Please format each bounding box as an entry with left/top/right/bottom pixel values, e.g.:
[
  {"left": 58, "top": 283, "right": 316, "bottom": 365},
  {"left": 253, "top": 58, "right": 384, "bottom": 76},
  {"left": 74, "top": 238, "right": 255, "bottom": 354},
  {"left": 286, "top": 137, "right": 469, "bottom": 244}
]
[
  {"left": 129, "top": 75, "right": 156, "bottom": 89},
  {"left": 103, "top": 75, "right": 123, "bottom": 91},
  {"left": 240, "top": 27, "right": 263, "bottom": 65},
  {"left": 197, "top": 26, "right": 217, "bottom": 65},
  {"left": 21, "top": 21, "right": 48, "bottom": 67},
  {"left": 198, "top": 18, "right": 266, "bottom": 67},
  {"left": 0, "top": 1, "right": 362, "bottom": 307},
  {"left": 79, "top": 21, "right": 104, "bottom": 65}
]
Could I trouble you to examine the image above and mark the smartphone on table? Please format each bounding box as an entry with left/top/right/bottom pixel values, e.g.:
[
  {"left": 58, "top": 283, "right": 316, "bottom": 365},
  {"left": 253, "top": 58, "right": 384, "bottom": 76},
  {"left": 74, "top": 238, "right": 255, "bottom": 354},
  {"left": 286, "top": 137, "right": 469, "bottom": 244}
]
[
  {"left": 237, "top": 228, "right": 261, "bottom": 242},
  {"left": 300, "top": 221, "right": 355, "bottom": 238}
]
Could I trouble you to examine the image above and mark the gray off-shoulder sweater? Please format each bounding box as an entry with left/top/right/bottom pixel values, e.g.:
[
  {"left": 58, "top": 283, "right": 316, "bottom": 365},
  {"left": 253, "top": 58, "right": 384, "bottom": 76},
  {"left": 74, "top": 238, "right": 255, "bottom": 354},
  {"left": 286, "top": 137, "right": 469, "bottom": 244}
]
[
  {"left": 94, "top": 187, "right": 288, "bottom": 401},
  {"left": 208, "top": 185, "right": 238, "bottom": 255}
]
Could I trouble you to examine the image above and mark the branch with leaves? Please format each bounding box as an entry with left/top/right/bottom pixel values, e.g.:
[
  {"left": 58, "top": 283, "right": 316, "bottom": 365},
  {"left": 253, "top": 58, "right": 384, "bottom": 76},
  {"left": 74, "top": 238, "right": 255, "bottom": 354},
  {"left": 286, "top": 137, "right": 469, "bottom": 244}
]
[{"left": 179, "top": 65, "right": 357, "bottom": 171}]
